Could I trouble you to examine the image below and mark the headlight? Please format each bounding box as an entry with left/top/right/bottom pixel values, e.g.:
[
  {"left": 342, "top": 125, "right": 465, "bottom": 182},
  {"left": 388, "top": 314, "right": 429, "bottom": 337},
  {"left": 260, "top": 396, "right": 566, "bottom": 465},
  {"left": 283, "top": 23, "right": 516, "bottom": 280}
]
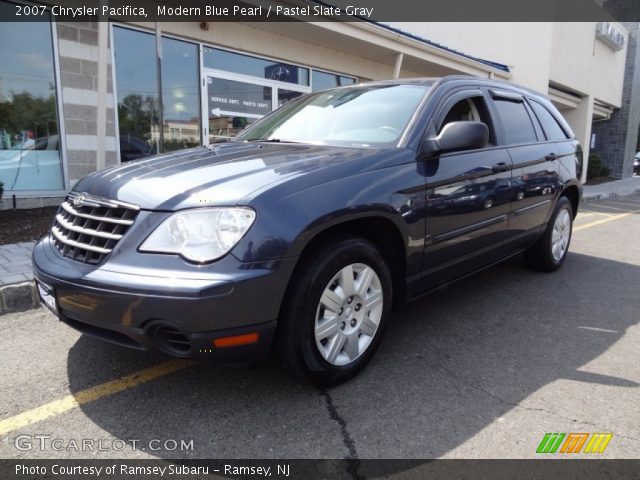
[{"left": 140, "top": 208, "right": 256, "bottom": 263}]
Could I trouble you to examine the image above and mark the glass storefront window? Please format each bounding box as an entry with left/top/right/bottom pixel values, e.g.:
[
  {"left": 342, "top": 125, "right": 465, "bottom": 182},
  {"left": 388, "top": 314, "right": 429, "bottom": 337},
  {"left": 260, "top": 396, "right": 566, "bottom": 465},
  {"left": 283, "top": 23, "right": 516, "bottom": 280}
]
[
  {"left": 312, "top": 70, "right": 357, "bottom": 91},
  {"left": 161, "top": 37, "right": 201, "bottom": 152},
  {"left": 204, "top": 48, "right": 309, "bottom": 86},
  {"left": 113, "top": 27, "right": 160, "bottom": 162},
  {"left": 114, "top": 27, "right": 357, "bottom": 152},
  {"left": 0, "top": 1, "right": 63, "bottom": 191},
  {"left": 114, "top": 27, "right": 202, "bottom": 160}
]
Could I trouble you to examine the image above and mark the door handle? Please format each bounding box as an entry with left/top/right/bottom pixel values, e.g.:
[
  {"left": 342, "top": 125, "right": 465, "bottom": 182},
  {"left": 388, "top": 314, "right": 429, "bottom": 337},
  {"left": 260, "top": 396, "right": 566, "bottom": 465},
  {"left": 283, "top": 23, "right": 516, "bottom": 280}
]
[
  {"left": 491, "top": 162, "right": 510, "bottom": 173},
  {"left": 545, "top": 153, "right": 559, "bottom": 161}
]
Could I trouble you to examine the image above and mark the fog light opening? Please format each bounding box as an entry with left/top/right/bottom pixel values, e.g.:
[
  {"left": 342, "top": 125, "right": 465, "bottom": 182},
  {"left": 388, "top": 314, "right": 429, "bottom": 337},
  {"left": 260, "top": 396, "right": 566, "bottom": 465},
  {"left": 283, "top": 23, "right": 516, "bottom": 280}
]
[{"left": 148, "top": 323, "right": 192, "bottom": 356}]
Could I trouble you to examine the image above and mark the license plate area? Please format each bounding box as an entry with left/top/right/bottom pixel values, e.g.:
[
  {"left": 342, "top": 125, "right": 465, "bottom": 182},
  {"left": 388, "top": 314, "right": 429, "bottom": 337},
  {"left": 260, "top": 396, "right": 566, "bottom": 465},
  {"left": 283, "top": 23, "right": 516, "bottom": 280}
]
[{"left": 36, "top": 280, "right": 58, "bottom": 314}]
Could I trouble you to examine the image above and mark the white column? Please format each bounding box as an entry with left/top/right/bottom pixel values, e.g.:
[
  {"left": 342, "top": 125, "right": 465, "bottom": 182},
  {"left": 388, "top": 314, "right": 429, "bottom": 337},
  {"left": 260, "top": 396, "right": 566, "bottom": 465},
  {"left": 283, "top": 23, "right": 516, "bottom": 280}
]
[
  {"left": 563, "top": 95, "right": 594, "bottom": 184},
  {"left": 95, "top": 5, "right": 109, "bottom": 171},
  {"left": 392, "top": 53, "right": 404, "bottom": 79}
]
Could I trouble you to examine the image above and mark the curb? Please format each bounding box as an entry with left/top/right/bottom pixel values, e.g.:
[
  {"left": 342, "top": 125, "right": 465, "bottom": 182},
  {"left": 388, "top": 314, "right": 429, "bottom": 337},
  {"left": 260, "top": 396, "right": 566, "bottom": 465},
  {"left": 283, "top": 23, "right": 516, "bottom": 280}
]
[
  {"left": 582, "top": 189, "right": 640, "bottom": 203},
  {"left": 0, "top": 281, "right": 41, "bottom": 315}
]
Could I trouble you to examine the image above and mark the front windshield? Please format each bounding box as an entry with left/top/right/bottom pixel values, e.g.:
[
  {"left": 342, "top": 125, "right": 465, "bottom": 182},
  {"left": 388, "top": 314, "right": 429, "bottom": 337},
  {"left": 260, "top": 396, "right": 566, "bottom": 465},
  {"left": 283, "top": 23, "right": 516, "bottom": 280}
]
[{"left": 234, "top": 84, "right": 430, "bottom": 148}]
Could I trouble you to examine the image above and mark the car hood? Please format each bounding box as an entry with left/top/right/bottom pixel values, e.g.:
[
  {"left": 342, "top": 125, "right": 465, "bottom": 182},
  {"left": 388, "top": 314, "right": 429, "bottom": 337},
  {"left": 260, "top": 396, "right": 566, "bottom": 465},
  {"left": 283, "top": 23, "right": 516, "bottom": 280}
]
[{"left": 72, "top": 143, "right": 389, "bottom": 210}]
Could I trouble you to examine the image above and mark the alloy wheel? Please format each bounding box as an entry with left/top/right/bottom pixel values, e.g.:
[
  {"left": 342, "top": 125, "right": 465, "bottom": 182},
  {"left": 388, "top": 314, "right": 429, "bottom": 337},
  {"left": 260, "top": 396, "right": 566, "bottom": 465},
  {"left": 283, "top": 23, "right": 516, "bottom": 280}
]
[
  {"left": 314, "top": 263, "right": 384, "bottom": 366},
  {"left": 551, "top": 208, "right": 571, "bottom": 261}
]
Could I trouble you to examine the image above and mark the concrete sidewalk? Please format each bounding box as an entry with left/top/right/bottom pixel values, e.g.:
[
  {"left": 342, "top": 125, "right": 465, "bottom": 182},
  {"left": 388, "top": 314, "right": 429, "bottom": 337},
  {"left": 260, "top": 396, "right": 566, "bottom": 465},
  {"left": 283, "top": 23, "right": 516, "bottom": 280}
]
[
  {"left": 0, "top": 241, "right": 39, "bottom": 314},
  {"left": 582, "top": 175, "right": 640, "bottom": 201},
  {"left": 1, "top": 177, "right": 639, "bottom": 314}
]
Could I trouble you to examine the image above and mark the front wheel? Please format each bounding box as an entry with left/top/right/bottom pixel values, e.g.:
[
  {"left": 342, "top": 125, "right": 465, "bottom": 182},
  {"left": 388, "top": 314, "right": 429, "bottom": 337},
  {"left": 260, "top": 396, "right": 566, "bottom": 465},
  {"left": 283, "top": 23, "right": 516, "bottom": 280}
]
[
  {"left": 278, "top": 236, "right": 393, "bottom": 386},
  {"left": 524, "top": 196, "right": 574, "bottom": 272}
]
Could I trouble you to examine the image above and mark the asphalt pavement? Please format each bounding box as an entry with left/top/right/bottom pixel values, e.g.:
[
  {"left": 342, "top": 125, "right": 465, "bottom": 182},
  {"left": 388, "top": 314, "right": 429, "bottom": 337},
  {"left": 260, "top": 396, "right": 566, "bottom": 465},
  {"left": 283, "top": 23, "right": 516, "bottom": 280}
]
[{"left": 1, "top": 195, "right": 639, "bottom": 460}]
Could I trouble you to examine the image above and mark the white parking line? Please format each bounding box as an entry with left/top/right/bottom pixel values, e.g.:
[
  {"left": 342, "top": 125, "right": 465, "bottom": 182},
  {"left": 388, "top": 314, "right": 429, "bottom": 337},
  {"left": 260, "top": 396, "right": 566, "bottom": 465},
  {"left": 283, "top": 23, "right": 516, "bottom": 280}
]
[
  {"left": 600, "top": 200, "right": 640, "bottom": 208},
  {"left": 585, "top": 204, "right": 631, "bottom": 211},
  {"left": 578, "top": 210, "right": 616, "bottom": 218}
]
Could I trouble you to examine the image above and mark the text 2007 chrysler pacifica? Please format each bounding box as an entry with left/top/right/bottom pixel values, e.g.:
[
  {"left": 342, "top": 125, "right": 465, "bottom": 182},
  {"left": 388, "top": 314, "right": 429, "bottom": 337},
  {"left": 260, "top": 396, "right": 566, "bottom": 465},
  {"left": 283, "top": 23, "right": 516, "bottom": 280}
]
[{"left": 33, "top": 76, "right": 582, "bottom": 385}]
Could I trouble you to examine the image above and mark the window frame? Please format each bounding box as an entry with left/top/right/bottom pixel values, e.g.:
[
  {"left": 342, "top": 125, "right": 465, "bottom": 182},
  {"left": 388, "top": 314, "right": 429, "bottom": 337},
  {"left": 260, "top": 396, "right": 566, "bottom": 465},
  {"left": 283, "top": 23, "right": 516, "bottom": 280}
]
[
  {"left": 431, "top": 88, "right": 498, "bottom": 149},
  {"left": 488, "top": 90, "right": 543, "bottom": 147}
]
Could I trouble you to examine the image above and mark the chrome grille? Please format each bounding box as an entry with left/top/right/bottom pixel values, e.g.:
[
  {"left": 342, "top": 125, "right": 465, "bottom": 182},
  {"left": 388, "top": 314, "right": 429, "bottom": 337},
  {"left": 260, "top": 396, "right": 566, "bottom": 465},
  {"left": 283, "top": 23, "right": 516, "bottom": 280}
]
[{"left": 51, "top": 192, "right": 140, "bottom": 264}]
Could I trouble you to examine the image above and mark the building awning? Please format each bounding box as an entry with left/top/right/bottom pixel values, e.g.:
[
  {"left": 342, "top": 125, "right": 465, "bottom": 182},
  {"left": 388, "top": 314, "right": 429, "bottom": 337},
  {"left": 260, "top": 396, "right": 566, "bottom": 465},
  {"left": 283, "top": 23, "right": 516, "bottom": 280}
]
[
  {"left": 373, "top": 23, "right": 510, "bottom": 73},
  {"left": 241, "top": 20, "right": 512, "bottom": 81}
]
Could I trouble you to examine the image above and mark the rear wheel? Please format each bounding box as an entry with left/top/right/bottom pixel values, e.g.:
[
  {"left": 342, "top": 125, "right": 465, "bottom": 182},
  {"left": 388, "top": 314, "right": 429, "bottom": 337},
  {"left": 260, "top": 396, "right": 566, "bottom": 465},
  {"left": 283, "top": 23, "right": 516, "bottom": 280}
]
[
  {"left": 524, "top": 196, "right": 573, "bottom": 272},
  {"left": 278, "top": 236, "right": 392, "bottom": 386}
]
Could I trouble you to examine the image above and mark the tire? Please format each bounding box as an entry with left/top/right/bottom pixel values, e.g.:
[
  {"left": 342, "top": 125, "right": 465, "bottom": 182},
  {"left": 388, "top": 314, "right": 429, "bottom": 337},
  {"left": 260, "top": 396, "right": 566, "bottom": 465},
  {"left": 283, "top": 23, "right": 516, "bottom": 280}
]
[
  {"left": 524, "top": 196, "right": 574, "bottom": 272},
  {"left": 278, "top": 235, "right": 393, "bottom": 386}
]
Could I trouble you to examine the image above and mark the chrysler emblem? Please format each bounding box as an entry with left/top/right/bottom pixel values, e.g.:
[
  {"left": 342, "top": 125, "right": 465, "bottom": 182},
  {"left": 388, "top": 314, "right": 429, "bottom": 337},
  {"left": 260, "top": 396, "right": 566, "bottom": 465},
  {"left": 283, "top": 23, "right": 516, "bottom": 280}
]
[{"left": 73, "top": 193, "right": 87, "bottom": 207}]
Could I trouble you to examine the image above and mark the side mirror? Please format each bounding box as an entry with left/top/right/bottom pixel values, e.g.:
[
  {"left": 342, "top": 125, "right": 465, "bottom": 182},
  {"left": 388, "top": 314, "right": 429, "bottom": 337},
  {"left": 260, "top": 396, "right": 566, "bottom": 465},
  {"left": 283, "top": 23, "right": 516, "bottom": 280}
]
[{"left": 421, "top": 121, "right": 489, "bottom": 157}]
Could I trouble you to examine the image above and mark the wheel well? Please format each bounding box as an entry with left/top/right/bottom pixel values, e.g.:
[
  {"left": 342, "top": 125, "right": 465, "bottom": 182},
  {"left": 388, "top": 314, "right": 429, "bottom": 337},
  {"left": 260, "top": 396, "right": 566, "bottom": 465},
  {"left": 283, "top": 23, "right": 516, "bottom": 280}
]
[
  {"left": 293, "top": 217, "right": 407, "bottom": 309},
  {"left": 561, "top": 185, "right": 580, "bottom": 218}
]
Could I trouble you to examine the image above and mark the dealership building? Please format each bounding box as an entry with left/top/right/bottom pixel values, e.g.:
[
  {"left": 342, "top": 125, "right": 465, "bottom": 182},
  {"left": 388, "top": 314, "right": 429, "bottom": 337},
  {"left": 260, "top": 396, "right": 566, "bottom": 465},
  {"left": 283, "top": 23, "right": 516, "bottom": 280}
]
[{"left": 0, "top": 0, "right": 634, "bottom": 208}]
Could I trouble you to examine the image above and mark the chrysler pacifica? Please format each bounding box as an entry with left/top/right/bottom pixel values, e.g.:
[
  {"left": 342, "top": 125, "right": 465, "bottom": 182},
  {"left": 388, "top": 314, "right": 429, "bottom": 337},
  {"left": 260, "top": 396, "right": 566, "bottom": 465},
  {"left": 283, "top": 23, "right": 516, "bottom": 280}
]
[{"left": 33, "top": 76, "right": 582, "bottom": 385}]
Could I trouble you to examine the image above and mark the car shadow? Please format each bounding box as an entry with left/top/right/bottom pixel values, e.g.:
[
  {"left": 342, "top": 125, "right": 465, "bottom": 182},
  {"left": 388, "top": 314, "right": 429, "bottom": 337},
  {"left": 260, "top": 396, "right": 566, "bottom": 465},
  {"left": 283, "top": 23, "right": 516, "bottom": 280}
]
[{"left": 66, "top": 252, "right": 640, "bottom": 460}]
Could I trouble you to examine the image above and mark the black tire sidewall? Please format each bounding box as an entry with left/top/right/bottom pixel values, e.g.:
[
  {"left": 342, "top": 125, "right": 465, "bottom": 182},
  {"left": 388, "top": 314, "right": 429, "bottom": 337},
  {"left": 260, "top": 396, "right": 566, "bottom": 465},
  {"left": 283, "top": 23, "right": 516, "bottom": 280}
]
[
  {"left": 542, "top": 197, "right": 574, "bottom": 269},
  {"left": 287, "top": 237, "right": 393, "bottom": 384}
]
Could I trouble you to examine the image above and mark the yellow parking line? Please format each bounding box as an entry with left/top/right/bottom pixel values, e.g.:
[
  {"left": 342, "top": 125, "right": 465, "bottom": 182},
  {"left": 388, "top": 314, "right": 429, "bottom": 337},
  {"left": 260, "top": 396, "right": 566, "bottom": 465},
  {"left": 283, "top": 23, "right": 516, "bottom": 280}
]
[
  {"left": 574, "top": 210, "right": 640, "bottom": 232},
  {"left": 0, "top": 359, "right": 195, "bottom": 436}
]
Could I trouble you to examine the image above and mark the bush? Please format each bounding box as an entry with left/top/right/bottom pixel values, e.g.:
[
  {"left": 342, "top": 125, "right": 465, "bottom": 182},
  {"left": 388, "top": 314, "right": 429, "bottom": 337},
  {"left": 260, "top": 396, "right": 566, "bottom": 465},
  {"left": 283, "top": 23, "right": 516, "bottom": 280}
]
[
  {"left": 587, "top": 153, "right": 610, "bottom": 180},
  {"left": 0, "top": 180, "right": 3, "bottom": 199}
]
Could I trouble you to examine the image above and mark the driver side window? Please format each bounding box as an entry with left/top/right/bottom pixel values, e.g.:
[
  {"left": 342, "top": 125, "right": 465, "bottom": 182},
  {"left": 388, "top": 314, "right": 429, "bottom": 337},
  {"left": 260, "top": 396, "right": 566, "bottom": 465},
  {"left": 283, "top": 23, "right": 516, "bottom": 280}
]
[{"left": 439, "top": 96, "right": 495, "bottom": 145}]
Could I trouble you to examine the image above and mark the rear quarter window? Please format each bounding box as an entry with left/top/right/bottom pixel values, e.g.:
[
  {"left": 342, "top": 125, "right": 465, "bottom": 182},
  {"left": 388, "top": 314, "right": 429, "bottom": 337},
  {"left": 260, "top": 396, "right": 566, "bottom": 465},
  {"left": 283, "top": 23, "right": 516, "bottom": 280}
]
[
  {"left": 529, "top": 100, "right": 569, "bottom": 141},
  {"left": 493, "top": 99, "right": 538, "bottom": 145}
]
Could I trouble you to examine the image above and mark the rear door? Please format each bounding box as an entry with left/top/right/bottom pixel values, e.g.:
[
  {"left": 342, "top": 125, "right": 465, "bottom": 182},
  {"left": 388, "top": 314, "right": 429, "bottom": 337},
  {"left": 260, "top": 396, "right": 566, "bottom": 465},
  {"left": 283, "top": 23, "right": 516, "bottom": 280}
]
[
  {"left": 488, "top": 90, "right": 561, "bottom": 248},
  {"left": 422, "top": 88, "right": 512, "bottom": 287}
]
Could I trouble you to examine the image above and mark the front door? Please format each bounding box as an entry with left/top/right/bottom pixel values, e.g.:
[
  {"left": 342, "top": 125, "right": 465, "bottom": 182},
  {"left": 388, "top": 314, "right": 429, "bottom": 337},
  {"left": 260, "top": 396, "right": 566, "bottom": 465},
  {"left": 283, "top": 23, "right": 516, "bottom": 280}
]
[
  {"left": 202, "top": 69, "right": 309, "bottom": 144},
  {"left": 422, "top": 90, "right": 512, "bottom": 287}
]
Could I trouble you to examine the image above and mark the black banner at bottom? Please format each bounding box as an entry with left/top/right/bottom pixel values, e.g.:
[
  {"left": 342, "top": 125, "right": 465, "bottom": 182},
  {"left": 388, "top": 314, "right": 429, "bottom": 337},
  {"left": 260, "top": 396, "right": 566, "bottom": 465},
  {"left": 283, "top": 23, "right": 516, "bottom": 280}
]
[{"left": 1, "top": 459, "right": 639, "bottom": 480}]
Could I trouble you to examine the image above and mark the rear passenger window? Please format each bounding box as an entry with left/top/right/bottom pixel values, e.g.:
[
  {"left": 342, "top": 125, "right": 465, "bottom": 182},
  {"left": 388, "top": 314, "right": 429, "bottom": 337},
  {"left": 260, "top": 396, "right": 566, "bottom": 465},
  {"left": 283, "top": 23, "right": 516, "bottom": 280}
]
[
  {"left": 493, "top": 99, "right": 538, "bottom": 145},
  {"left": 529, "top": 101, "right": 569, "bottom": 141}
]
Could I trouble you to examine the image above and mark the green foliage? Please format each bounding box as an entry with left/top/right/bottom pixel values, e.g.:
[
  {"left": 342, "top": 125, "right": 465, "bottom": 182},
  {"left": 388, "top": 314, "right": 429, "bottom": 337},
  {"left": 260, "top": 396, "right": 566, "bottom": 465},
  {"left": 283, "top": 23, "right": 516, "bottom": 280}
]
[
  {"left": 117, "top": 94, "right": 160, "bottom": 142},
  {"left": 0, "top": 180, "right": 4, "bottom": 199},
  {"left": 587, "top": 153, "right": 610, "bottom": 180},
  {"left": 0, "top": 91, "right": 58, "bottom": 139},
  {"left": 163, "top": 138, "right": 200, "bottom": 152}
]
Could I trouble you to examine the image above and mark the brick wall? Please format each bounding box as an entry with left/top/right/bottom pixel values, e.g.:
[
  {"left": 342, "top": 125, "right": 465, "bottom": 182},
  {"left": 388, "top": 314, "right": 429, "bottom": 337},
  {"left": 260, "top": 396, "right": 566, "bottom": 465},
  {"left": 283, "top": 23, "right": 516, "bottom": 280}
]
[
  {"left": 56, "top": 21, "right": 118, "bottom": 183},
  {"left": 591, "top": 22, "right": 640, "bottom": 178},
  {"left": 594, "top": 4, "right": 640, "bottom": 178}
]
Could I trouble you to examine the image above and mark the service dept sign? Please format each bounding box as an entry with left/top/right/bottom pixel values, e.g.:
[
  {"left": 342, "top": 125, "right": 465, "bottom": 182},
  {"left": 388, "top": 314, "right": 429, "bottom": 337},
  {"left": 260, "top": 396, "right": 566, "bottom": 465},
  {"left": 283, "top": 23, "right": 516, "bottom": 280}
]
[{"left": 208, "top": 78, "right": 272, "bottom": 116}]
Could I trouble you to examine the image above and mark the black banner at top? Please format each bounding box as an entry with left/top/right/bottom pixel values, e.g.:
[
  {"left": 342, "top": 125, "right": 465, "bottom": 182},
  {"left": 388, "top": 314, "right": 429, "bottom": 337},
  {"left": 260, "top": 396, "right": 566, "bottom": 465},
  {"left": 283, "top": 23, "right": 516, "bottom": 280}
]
[{"left": 1, "top": 0, "right": 639, "bottom": 22}]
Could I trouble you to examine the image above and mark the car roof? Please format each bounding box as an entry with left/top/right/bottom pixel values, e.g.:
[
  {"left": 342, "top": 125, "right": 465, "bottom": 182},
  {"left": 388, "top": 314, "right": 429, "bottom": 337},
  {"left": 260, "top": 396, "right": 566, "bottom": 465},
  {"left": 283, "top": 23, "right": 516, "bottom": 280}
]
[{"left": 356, "top": 75, "right": 548, "bottom": 101}]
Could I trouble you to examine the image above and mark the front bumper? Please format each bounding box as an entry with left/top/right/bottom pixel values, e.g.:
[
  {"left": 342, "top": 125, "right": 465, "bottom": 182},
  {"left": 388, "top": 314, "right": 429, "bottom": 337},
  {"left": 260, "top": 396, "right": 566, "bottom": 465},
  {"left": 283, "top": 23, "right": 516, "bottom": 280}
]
[{"left": 33, "top": 235, "right": 297, "bottom": 363}]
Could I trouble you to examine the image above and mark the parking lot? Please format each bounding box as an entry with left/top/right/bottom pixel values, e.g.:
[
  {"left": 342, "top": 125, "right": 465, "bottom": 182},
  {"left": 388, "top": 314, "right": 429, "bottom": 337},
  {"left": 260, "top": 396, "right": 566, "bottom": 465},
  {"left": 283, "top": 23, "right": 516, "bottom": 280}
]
[{"left": 1, "top": 194, "right": 639, "bottom": 460}]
